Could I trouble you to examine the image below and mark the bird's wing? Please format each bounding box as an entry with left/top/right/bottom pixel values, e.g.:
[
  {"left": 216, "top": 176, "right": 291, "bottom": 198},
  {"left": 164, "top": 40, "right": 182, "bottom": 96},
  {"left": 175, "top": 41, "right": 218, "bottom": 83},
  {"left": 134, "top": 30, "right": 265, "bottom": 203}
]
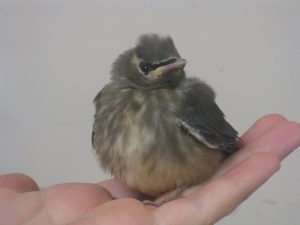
[{"left": 177, "top": 78, "right": 239, "bottom": 154}]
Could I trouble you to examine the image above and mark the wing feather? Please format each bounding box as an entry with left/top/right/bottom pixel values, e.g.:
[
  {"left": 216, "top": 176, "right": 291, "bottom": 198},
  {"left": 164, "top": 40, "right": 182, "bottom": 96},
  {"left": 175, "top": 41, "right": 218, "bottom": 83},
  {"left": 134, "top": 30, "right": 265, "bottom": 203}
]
[{"left": 177, "top": 78, "right": 239, "bottom": 154}]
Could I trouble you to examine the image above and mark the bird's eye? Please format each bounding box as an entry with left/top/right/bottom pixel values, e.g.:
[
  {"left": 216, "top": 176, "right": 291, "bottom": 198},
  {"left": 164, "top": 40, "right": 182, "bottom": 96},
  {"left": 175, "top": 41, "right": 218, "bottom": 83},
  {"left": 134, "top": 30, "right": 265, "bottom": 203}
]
[{"left": 139, "top": 62, "right": 153, "bottom": 75}]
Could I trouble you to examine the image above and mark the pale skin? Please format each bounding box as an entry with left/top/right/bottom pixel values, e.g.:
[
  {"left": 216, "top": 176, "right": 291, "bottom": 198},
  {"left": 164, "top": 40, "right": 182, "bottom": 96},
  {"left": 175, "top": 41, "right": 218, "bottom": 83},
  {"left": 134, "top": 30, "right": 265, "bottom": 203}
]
[{"left": 1, "top": 114, "right": 300, "bottom": 225}]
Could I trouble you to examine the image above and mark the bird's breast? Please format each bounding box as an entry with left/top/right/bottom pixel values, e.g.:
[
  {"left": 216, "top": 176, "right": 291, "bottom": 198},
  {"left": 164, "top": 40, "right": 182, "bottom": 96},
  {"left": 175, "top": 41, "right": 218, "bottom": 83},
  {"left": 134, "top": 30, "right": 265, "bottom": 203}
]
[
  {"left": 93, "top": 88, "right": 222, "bottom": 196},
  {"left": 94, "top": 88, "right": 182, "bottom": 168},
  {"left": 115, "top": 89, "right": 181, "bottom": 158}
]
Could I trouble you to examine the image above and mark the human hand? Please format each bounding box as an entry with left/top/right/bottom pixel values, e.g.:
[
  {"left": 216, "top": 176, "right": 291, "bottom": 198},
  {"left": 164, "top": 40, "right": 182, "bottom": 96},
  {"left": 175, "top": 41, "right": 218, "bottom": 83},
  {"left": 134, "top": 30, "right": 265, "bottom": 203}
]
[{"left": 1, "top": 114, "right": 299, "bottom": 225}]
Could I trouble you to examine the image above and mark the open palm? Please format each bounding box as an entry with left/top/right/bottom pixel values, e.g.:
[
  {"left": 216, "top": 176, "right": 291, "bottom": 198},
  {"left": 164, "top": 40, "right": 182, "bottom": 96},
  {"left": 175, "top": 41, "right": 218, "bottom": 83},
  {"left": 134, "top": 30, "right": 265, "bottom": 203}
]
[{"left": 1, "top": 114, "right": 300, "bottom": 225}]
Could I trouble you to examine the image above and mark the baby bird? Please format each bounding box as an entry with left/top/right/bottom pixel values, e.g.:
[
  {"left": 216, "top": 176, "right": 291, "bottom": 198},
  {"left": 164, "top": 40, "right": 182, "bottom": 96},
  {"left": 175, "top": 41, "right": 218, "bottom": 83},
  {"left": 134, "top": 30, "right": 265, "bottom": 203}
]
[{"left": 92, "top": 34, "right": 239, "bottom": 203}]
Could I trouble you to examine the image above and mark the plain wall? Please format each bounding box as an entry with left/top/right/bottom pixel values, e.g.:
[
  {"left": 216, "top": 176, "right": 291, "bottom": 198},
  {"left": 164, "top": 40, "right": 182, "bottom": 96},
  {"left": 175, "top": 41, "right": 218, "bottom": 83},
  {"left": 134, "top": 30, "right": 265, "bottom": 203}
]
[{"left": 0, "top": 1, "right": 299, "bottom": 224}]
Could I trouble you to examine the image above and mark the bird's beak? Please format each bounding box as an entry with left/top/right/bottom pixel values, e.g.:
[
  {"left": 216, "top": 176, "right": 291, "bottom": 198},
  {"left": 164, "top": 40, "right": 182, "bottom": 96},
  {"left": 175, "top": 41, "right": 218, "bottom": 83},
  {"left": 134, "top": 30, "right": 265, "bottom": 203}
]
[{"left": 153, "top": 58, "right": 187, "bottom": 76}]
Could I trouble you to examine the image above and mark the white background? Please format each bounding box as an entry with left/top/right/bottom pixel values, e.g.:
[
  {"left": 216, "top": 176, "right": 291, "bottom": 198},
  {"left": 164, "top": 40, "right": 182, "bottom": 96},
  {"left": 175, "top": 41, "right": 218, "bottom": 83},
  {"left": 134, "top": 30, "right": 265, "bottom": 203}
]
[{"left": 0, "top": 1, "right": 299, "bottom": 224}]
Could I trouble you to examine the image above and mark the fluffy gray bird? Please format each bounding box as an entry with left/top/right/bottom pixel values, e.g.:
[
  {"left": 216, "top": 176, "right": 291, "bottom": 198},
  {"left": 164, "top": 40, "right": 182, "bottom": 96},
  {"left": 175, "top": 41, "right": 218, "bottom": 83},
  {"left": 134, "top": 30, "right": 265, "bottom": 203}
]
[{"left": 92, "top": 34, "right": 239, "bottom": 203}]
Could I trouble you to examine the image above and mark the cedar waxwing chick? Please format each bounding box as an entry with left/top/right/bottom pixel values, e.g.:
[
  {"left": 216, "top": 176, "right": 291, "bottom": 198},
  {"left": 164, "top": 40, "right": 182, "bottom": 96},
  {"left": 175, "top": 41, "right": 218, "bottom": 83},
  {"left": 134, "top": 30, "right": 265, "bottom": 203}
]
[{"left": 92, "top": 34, "right": 239, "bottom": 205}]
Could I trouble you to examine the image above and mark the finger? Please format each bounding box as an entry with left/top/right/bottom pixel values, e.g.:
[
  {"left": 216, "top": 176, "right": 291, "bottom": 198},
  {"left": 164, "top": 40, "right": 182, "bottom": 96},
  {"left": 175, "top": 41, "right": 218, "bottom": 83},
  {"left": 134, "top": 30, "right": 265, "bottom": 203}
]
[
  {"left": 30, "top": 183, "right": 114, "bottom": 225},
  {"left": 154, "top": 153, "right": 280, "bottom": 225},
  {"left": 0, "top": 173, "right": 39, "bottom": 192},
  {"left": 215, "top": 120, "right": 300, "bottom": 176},
  {"left": 215, "top": 114, "right": 287, "bottom": 177},
  {"left": 98, "top": 179, "right": 140, "bottom": 198},
  {"left": 241, "top": 114, "right": 287, "bottom": 145},
  {"left": 243, "top": 120, "right": 300, "bottom": 160}
]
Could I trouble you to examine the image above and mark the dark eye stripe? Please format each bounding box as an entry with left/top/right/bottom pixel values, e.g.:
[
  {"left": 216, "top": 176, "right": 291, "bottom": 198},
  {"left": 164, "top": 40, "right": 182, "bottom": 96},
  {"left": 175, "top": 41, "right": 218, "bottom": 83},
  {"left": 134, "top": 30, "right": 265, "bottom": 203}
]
[
  {"left": 152, "top": 58, "right": 177, "bottom": 70},
  {"left": 139, "top": 58, "right": 178, "bottom": 74}
]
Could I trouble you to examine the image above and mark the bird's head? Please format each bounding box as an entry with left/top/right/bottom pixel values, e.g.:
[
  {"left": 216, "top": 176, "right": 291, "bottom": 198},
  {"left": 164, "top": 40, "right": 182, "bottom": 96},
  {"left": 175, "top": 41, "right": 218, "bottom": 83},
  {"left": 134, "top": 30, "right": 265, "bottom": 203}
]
[{"left": 111, "top": 34, "right": 186, "bottom": 89}]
